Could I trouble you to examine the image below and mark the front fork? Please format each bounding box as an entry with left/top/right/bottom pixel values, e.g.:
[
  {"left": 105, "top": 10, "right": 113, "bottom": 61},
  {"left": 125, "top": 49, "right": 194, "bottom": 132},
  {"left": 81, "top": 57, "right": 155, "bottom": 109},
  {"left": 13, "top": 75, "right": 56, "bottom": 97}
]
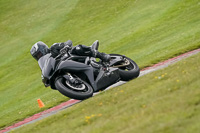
[{"left": 41, "top": 75, "right": 50, "bottom": 87}]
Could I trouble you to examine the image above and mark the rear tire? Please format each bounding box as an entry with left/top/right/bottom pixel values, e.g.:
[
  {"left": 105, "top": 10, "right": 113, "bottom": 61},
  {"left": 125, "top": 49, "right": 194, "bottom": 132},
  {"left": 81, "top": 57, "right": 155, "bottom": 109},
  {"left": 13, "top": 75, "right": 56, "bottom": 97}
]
[
  {"left": 110, "top": 54, "right": 140, "bottom": 81},
  {"left": 55, "top": 77, "right": 94, "bottom": 100}
]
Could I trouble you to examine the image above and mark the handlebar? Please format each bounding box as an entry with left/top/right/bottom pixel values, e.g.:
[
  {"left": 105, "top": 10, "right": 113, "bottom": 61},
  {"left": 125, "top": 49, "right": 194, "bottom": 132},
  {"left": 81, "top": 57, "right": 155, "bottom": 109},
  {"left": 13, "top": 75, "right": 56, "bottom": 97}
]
[
  {"left": 55, "top": 54, "right": 63, "bottom": 60},
  {"left": 55, "top": 45, "right": 71, "bottom": 60}
]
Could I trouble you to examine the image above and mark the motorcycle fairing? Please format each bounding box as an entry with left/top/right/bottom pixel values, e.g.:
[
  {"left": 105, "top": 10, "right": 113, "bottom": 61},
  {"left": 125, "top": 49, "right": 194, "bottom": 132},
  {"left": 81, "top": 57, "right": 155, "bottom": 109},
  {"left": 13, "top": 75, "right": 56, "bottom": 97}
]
[
  {"left": 38, "top": 54, "right": 51, "bottom": 70},
  {"left": 95, "top": 67, "right": 120, "bottom": 91},
  {"left": 38, "top": 54, "right": 56, "bottom": 80},
  {"left": 38, "top": 54, "right": 56, "bottom": 79},
  {"left": 38, "top": 54, "right": 121, "bottom": 92},
  {"left": 56, "top": 60, "right": 97, "bottom": 91}
]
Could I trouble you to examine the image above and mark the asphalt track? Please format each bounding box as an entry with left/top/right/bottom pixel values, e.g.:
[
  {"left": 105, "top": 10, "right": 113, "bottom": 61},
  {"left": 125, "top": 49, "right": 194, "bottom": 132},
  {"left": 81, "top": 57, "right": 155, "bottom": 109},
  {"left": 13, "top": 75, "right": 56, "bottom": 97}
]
[{"left": 1, "top": 48, "right": 200, "bottom": 133}]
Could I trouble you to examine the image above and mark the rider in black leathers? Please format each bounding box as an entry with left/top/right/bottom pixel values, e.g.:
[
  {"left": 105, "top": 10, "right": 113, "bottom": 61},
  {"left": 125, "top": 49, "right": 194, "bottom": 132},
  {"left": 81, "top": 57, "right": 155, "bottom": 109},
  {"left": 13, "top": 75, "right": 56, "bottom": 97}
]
[
  {"left": 36, "top": 40, "right": 110, "bottom": 62},
  {"left": 30, "top": 40, "right": 111, "bottom": 87}
]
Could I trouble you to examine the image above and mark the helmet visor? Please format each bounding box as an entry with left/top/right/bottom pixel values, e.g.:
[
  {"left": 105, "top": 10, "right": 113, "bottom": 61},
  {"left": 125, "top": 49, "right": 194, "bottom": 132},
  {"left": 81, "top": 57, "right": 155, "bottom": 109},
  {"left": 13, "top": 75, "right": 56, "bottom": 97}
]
[{"left": 32, "top": 50, "right": 43, "bottom": 61}]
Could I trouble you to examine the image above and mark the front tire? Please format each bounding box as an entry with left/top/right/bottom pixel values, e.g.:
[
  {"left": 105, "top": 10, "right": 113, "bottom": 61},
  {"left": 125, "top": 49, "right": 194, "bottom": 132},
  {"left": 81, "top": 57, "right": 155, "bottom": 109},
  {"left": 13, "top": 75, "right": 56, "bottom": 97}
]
[{"left": 55, "top": 77, "right": 94, "bottom": 100}]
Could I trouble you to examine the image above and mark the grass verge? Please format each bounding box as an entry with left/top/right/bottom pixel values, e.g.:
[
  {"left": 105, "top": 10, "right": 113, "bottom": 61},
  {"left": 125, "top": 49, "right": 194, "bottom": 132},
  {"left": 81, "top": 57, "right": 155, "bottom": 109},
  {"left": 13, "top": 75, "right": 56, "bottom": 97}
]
[{"left": 0, "top": 0, "right": 200, "bottom": 128}]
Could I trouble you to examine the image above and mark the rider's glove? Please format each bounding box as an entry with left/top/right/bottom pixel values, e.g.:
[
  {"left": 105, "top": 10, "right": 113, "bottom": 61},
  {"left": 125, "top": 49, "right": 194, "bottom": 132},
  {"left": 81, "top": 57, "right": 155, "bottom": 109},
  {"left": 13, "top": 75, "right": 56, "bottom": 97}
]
[{"left": 60, "top": 45, "right": 70, "bottom": 54}]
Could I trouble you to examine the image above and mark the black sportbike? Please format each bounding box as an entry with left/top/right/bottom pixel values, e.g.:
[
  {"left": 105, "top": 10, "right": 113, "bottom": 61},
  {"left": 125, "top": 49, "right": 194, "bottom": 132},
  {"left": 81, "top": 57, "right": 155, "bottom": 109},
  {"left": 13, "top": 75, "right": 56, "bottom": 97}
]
[{"left": 37, "top": 41, "right": 140, "bottom": 100}]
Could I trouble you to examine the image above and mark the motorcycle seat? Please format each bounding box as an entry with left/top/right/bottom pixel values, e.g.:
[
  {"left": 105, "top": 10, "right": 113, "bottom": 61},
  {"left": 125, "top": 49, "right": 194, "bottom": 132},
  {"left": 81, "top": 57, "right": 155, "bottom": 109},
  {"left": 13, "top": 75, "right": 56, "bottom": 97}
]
[{"left": 91, "top": 40, "right": 99, "bottom": 50}]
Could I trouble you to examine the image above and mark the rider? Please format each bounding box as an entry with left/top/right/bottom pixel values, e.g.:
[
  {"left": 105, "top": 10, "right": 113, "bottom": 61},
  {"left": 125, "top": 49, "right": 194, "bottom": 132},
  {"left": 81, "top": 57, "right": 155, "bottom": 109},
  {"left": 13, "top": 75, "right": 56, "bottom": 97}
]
[{"left": 30, "top": 40, "right": 111, "bottom": 62}]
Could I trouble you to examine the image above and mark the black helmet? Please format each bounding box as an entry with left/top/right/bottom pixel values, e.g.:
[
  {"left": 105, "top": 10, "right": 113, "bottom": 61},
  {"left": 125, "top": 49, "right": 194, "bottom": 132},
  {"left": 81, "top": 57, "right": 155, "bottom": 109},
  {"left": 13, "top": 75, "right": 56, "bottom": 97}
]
[{"left": 30, "top": 41, "right": 49, "bottom": 61}]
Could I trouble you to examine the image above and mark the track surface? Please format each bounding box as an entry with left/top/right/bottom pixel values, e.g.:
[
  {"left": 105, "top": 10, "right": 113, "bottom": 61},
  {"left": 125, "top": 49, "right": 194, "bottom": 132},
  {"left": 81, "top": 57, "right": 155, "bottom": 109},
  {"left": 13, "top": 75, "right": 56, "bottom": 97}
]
[{"left": 1, "top": 48, "right": 200, "bottom": 133}]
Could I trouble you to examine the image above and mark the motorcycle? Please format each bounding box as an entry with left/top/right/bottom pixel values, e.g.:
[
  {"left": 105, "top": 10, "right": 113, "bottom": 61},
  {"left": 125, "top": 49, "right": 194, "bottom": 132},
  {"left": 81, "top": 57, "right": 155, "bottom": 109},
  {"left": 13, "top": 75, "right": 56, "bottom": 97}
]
[{"left": 37, "top": 41, "right": 140, "bottom": 100}]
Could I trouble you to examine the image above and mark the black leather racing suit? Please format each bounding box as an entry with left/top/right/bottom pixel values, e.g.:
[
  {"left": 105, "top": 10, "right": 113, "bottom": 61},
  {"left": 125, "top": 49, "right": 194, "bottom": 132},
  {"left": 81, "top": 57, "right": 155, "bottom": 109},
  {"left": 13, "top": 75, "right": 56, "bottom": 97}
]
[{"left": 50, "top": 40, "right": 94, "bottom": 58}]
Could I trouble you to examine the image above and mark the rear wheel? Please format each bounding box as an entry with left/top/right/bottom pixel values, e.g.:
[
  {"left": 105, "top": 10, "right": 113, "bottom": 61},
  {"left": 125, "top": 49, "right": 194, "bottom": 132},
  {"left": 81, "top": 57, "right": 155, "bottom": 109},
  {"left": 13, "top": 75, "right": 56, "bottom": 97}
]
[
  {"left": 110, "top": 54, "right": 140, "bottom": 81},
  {"left": 55, "top": 76, "right": 93, "bottom": 100}
]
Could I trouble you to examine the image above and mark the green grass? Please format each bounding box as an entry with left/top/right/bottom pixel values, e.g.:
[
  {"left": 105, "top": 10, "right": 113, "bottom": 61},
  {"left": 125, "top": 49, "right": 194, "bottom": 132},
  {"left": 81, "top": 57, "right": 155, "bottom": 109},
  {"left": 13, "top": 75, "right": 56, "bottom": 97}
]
[
  {"left": 12, "top": 50, "right": 200, "bottom": 133},
  {"left": 0, "top": 0, "right": 200, "bottom": 129}
]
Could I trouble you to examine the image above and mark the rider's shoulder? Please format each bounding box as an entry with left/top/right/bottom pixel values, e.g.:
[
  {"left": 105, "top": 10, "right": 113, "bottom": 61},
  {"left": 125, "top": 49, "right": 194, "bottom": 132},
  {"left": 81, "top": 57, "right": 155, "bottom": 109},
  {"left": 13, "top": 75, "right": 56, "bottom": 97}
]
[
  {"left": 51, "top": 42, "right": 64, "bottom": 48},
  {"left": 51, "top": 40, "right": 72, "bottom": 48}
]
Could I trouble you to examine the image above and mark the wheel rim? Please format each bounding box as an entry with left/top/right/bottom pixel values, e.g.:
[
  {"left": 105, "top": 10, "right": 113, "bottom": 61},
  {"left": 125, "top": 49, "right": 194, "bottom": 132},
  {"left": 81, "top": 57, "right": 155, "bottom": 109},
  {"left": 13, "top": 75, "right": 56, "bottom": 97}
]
[
  {"left": 55, "top": 77, "right": 94, "bottom": 100},
  {"left": 65, "top": 80, "right": 86, "bottom": 91},
  {"left": 111, "top": 57, "right": 135, "bottom": 71},
  {"left": 62, "top": 78, "right": 90, "bottom": 93},
  {"left": 124, "top": 58, "right": 135, "bottom": 71}
]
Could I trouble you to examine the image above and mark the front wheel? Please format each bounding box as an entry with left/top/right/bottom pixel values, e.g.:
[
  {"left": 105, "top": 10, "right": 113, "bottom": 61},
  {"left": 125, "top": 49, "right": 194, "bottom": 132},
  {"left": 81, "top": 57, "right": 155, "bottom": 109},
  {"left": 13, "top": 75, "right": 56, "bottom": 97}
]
[
  {"left": 55, "top": 76, "right": 94, "bottom": 100},
  {"left": 109, "top": 54, "right": 140, "bottom": 81}
]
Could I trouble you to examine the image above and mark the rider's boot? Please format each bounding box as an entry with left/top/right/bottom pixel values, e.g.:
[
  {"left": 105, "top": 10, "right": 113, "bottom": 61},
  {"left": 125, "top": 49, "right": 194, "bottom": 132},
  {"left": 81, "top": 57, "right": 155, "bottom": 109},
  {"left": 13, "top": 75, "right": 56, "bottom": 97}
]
[{"left": 92, "top": 50, "right": 111, "bottom": 62}]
